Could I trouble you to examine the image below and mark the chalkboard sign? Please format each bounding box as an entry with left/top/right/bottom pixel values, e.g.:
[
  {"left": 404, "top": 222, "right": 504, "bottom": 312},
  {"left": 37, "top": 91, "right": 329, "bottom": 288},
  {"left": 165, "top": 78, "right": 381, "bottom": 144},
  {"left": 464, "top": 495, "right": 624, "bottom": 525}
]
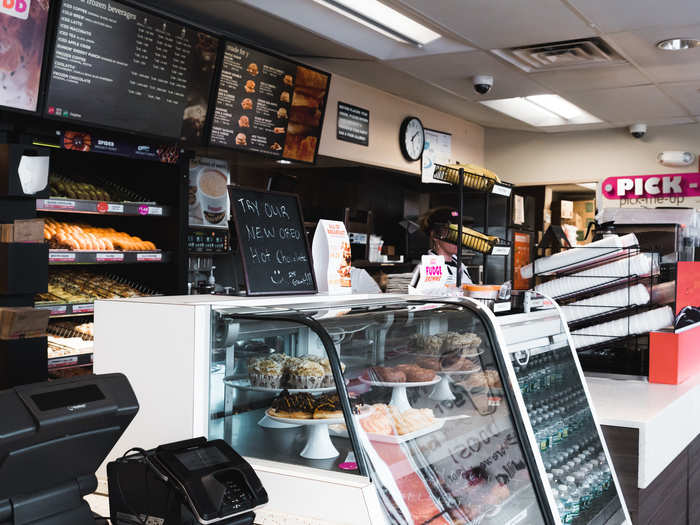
[{"left": 228, "top": 187, "right": 317, "bottom": 295}]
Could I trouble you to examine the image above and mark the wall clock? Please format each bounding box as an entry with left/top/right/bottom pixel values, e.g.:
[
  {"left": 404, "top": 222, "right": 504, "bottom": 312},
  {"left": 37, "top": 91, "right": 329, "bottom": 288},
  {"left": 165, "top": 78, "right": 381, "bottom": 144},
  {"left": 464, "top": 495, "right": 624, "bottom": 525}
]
[{"left": 399, "top": 116, "right": 425, "bottom": 162}]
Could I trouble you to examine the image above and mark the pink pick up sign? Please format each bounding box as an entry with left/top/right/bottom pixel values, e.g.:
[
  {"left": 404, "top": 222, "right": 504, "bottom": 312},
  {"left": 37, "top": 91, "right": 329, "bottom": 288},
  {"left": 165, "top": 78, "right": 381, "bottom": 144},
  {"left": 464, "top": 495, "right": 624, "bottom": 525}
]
[{"left": 602, "top": 172, "right": 700, "bottom": 200}]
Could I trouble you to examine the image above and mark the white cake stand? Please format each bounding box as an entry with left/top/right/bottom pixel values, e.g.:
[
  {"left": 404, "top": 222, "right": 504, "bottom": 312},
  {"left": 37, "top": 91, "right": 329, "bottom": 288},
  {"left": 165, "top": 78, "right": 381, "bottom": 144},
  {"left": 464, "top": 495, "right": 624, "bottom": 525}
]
[
  {"left": 429, "top": 369, "right": 480, "bottom": 401},
  {"left": 266, "top": 408, "right": 372, "bottom": 459},
  {"left": 359, "top": 376, "right": 441, "bottom": 412}
]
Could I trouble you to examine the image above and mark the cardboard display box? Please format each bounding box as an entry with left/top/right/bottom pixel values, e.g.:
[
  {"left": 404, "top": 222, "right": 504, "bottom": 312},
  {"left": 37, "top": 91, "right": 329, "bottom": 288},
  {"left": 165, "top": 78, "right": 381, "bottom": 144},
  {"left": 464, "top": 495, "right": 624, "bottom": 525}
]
[
  {"left": 0, "top": 218, "right": 44, "bottom": 243},
  {"left": 0, "top": 307, "right": 50, "bottom": 340}
]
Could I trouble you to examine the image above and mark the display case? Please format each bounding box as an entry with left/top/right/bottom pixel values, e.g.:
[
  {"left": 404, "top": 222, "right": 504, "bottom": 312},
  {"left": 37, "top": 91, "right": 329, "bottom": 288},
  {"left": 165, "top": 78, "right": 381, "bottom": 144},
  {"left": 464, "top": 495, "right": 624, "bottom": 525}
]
[
  {"left": 94, "top": 294, "right": 630, "bottom": 525},
  {"left": 496, "top": 308, "right": 631, "bottom": 525}
]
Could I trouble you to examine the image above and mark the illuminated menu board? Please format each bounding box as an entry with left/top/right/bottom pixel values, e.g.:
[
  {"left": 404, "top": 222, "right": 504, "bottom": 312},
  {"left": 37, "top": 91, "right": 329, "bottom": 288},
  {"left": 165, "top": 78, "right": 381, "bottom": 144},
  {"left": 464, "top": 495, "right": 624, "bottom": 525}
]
[
  {"left": 210, "top": 41, "right": 330, "bottom": 163},
  {"left": 44, "top": 0, "right": 218, "bottom": 143},
  {"left": 0, "top": 0, "right": 51, "bottom": 113}
]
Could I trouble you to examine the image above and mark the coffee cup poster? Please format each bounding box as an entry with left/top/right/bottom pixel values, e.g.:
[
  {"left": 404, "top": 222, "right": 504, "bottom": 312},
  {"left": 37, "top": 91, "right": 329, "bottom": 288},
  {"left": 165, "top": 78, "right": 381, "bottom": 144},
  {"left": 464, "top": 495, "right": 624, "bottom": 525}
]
[{"left": 189, "top": 157, "right": 231, "bottom": 228}]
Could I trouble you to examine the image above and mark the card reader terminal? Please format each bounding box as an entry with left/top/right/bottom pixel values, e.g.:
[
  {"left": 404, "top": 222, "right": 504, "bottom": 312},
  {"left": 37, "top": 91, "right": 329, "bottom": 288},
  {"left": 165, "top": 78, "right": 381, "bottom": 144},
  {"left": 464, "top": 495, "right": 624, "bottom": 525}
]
[{"left": 153, "top": 438, "right": 268, "bottom": 524}]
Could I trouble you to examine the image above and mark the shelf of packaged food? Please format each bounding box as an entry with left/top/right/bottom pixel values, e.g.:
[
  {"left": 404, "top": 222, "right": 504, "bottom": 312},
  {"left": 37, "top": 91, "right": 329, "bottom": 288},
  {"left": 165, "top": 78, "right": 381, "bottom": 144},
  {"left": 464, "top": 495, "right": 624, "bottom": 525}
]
[
  {"left": 48, "top": 352, "right": 93, "bottom": 371},
  {"left": 36, "top": 198, "right": 170, "bottom": 217},
  {"left": 48, "top": 250, "right": 169, "bottom": 265},
  {"left": 36, "top": 301, "right": 94, "bottom": 317}
]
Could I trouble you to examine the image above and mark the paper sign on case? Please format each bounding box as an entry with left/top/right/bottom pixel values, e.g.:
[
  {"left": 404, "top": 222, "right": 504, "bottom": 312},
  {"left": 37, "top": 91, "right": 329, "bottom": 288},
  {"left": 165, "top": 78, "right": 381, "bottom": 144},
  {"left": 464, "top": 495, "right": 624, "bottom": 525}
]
[
  {"left": 312, "top": 220, "right": 352, "bottom": 295},
  {"left": 409, "top": 255, "right": 448, "bottom": 295}
]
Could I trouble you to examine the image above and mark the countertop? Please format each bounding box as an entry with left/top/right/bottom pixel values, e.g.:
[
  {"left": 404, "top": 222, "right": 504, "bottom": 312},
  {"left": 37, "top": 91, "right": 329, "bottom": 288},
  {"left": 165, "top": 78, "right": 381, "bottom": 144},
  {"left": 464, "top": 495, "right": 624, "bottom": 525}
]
[{"left": 586, "top": 373, "right": 700, "bottom": 489}]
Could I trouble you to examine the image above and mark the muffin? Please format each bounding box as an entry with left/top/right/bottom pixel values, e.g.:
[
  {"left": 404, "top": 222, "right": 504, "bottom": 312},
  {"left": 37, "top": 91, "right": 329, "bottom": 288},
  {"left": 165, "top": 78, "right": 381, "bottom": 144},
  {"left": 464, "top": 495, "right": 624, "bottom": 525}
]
[
  {"left": 287, "top": 360, "right": 325, "bottom": 389},
  {"left": 249, "top": 358, "right": 283, "bottom": 389},
  {"left": 306, "top": 356, "right": 344, "bottom": 386}
]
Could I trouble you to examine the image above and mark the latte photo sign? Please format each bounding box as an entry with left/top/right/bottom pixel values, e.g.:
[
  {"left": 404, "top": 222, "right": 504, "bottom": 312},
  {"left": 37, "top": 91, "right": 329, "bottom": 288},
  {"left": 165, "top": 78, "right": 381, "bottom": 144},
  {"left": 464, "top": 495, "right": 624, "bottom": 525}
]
[{"left": 228, "top": 187, "right": 317, "bottom": 295}]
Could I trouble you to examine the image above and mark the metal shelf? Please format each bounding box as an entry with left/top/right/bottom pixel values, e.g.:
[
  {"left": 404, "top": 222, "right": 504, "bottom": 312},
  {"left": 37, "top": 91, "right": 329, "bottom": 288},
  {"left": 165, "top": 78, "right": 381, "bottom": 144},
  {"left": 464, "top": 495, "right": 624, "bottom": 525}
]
[
  {"left": 48, "top": 352, "right": 93, "bottom": 371},
  {"left": 37, "top": 198, "right": 169, "bottom": 217},
  {"left": 48, "top": 250, "right": 169, "bottom": 265},
  {"left": 36, "top": 302, "right": 94, "bottom": 317}
]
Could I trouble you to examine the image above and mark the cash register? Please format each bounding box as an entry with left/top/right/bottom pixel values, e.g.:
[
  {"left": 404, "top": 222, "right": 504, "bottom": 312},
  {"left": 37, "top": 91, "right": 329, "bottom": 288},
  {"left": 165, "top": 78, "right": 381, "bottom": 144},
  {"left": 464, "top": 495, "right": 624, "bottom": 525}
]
[
  {"left": 108, "top": 437, "right": 268, "bottom": 525},
  {"left": 0, "top": 373, "right": 139, "bottom": 525}
]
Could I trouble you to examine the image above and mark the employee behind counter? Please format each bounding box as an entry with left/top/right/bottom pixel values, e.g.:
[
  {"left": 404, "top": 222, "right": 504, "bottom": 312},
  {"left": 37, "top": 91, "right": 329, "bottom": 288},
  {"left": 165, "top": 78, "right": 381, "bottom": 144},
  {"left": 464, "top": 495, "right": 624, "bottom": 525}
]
[{"left": 415, "top": 207, "right": 473, "bottom": 285}]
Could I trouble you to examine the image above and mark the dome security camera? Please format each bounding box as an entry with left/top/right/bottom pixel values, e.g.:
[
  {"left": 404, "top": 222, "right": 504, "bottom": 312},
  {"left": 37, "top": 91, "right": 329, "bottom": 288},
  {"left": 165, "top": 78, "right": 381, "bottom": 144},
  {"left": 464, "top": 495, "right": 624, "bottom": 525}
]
[
  {"left": 629, "top": 123, "right": 647, "bottom": 139},
  {"left": 473, "top": 75, "right": 494, "bottom": 95}
]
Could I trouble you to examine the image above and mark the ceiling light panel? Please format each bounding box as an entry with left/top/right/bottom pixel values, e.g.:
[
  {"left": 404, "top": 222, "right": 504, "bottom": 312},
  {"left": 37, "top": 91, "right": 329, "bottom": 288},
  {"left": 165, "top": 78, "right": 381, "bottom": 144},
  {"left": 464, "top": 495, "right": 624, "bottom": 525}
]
[
  {"left": 311, "top": 0, "right": 441, "bottom": 45},
  {"left": 480, "top": 97, "right": 602, "bottom": 127}
]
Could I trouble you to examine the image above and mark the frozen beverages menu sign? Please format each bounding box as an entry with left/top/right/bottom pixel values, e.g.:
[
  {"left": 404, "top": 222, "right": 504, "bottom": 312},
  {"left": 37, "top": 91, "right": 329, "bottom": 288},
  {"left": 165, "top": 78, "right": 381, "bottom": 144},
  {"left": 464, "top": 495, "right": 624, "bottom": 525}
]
[
  {"left": 44, "top": 0, "right": 219, "bottom": 144},
  {"left": 211, "top": 42, "right": 330, "bottom": 164},
  {"left": 228, "top": 187, "right": 316, "bottom": 295}
]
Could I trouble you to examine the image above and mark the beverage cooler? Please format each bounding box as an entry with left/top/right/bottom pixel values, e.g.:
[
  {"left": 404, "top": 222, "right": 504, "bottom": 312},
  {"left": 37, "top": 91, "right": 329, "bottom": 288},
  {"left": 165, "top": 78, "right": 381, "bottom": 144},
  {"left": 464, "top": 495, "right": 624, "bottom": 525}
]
[{"left": 94, "top": 294, "right": 630, "bottom": 525}]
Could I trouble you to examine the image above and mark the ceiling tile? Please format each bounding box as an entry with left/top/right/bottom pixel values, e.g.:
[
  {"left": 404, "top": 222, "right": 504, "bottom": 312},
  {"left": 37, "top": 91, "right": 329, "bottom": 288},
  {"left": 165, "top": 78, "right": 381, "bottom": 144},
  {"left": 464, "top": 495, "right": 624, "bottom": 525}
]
[
  {"left": 607, "top": 25, "right": 700, "bottom": 83},
  {"left": 660, "top": 81, "right": 700, "bottom": 114},
  {"left": 611, "top": 116, "right": 696, "bottom": 127},
  {"left": 529, "top": 65, "right": 649, "bottom": 92},
  {"left": 387, "top": 51, "right": 549, "bottom": 101},
  {"left": 568, "top": 0, "right": 700, "bottom": 33},
  {"left": 396, "top": 0, "right": 596, "bottom": 49},
  {"left": 139, "top": 0, "right": 373, "bottom": 60},
  {"left": 566, "top": 85, "right": 688, "bottom": 122},
  {"left": 306, "top": 57, "right": 534, "bottom": 129}
]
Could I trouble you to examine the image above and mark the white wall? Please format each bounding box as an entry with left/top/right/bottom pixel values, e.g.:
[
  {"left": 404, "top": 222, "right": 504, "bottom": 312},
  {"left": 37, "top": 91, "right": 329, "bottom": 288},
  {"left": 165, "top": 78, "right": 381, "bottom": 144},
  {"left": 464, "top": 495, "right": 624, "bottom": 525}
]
[
  {"left": 319, "top": 74, "right": 484, "bottom": 174},
  {"left": 485, "top": 123, "right": 700, "bottom": 186}
]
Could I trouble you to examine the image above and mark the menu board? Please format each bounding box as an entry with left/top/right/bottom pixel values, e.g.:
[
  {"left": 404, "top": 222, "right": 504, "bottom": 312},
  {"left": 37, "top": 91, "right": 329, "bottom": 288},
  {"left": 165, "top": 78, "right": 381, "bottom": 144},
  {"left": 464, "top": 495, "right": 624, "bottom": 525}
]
[
  {"left": 44, "top": 0, "right": 219, "bottom": 144},
  {"left": 210, "top": 41, "right": 330, "bottom": 164},
  {"left": 228, "top": 187, "right": 316, "bottom": 295},
  {"left": 0, "top": 0, "right": 51, "bottom": 112}
]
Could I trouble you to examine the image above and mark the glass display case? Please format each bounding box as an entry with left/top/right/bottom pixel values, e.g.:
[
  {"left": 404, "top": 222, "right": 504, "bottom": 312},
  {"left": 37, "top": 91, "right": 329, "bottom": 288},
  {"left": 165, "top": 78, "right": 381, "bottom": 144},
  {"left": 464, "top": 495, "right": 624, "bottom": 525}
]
[
  {"left": 496, "top": 307, "right": 631, "bottom": 525},
  {"left": 210, "top": 299, "right": 554, "bottom": 524},
  {"left": 94, "top": 293, "right": 630, "bottom": 525}
]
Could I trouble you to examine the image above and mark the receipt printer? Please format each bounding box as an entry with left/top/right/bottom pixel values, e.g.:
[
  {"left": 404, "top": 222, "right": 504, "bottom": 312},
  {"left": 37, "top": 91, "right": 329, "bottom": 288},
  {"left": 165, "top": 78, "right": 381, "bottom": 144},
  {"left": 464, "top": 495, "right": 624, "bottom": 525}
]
[{"left": 108, "top": 437, "right": 268, "bottom": 525}]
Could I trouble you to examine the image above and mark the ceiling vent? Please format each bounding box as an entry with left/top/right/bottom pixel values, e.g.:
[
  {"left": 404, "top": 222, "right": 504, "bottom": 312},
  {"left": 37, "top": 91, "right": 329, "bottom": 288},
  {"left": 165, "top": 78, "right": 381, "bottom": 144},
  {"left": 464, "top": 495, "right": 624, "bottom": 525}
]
[{"left": 492, "top": 37, "right": 626, "bottom": 72}]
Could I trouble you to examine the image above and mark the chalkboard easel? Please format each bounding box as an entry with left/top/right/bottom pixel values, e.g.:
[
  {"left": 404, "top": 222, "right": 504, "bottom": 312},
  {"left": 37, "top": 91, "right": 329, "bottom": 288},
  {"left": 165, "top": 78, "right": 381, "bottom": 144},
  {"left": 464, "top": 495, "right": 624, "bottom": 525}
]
[{"left": 228, "top": 186, "right": 317, "bottom": 296}]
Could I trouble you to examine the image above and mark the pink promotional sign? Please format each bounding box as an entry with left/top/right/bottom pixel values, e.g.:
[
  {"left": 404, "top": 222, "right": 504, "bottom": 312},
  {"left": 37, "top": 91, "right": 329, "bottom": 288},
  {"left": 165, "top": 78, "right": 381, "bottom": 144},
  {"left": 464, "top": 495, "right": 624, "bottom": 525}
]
[{"left": 602, "top": 172, "right": 700, "bottom": 200}]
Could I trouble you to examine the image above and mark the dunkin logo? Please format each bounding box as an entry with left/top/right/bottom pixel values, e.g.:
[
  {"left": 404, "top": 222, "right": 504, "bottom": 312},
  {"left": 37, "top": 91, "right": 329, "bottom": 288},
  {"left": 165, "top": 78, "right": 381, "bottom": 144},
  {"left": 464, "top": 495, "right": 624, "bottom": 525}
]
[{"left": 1, "top": 0, "right": 30, "bottom": 20}]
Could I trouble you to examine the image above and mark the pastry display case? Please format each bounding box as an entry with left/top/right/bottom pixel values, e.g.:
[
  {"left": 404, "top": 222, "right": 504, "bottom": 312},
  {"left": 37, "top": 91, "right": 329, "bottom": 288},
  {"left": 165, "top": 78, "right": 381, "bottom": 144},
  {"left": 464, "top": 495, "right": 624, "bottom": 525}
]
[{"left": 94, "top": 294, "right": 630, "bottom": 525}]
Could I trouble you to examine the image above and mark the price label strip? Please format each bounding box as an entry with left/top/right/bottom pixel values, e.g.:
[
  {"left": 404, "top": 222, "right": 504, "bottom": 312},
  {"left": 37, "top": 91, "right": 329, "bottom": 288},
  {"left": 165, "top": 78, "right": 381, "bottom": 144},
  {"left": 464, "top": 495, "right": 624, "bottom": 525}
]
[
  {"left": 137, "top": 252, "right": 162, "bottom": 262},
  {"left": 96, "top": 252, "right": 125, "bottom": 262},
  {"left": 49, "top": 252, "right": 76, "bottom": 262}
]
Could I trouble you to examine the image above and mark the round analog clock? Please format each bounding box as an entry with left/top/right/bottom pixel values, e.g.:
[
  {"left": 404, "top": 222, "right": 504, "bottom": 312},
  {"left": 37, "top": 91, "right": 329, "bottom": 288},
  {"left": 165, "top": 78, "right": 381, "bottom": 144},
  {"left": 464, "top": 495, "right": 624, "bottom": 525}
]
[{"left": 399, "top": 116, "right": 425, "bottom": 162}]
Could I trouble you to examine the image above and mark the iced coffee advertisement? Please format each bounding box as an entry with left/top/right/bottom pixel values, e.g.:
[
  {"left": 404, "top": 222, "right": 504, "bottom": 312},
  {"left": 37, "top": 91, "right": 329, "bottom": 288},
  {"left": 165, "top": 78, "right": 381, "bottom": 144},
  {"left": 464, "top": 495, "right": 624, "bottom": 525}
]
[
  {"left": 0, "top": 0, "right": 51, "bottom": 112},
  {"left": 189, "top": 157, "right": 231, "bottom": 229}
]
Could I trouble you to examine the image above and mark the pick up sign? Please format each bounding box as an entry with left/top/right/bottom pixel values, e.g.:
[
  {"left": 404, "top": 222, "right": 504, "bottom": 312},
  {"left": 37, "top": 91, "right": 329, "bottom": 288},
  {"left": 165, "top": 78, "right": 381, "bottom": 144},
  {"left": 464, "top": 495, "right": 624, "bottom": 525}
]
[
  {"left": 1, "top": 0, "right": 30, "bottom": 20},
  {"left": 602, "top": 172, "right": 700, "bottom": 200}
]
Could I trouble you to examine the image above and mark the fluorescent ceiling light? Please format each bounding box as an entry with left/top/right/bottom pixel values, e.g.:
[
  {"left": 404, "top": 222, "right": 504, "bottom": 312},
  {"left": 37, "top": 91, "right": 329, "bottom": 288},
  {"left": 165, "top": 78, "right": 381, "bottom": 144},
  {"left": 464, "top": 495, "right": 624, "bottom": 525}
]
[
  {"left": 480, "top": 95, "right": 602, "bottom": 127},
  {"left": 311, "top": 0, "right": 441, "bottom": 46},
  {"left": 577, "top": 183, "right": 597, "bottom": 191},
  {"left": 657, "top": 38, "right": 700, "bottom": 50}
]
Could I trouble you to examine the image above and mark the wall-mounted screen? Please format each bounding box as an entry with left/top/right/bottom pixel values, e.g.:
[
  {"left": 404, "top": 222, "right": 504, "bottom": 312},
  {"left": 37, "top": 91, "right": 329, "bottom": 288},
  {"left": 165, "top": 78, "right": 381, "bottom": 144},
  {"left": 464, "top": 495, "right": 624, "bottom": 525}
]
[
  {"left": 0, "top": 0, "right": 51, "bottom": 113},
  {"left": 44, "top": 0, "right": 218, "bottom": 143},
  {"left": 210, "top": 41, "right": 330, "bottom": 164}
]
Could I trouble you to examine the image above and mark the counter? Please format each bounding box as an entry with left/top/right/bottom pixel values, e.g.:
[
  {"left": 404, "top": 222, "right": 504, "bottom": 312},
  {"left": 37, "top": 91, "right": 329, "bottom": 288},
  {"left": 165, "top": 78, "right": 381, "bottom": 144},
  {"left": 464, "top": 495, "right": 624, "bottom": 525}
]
[{"left": 587, "top": 374, "right": 700, "bottom": 524}]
